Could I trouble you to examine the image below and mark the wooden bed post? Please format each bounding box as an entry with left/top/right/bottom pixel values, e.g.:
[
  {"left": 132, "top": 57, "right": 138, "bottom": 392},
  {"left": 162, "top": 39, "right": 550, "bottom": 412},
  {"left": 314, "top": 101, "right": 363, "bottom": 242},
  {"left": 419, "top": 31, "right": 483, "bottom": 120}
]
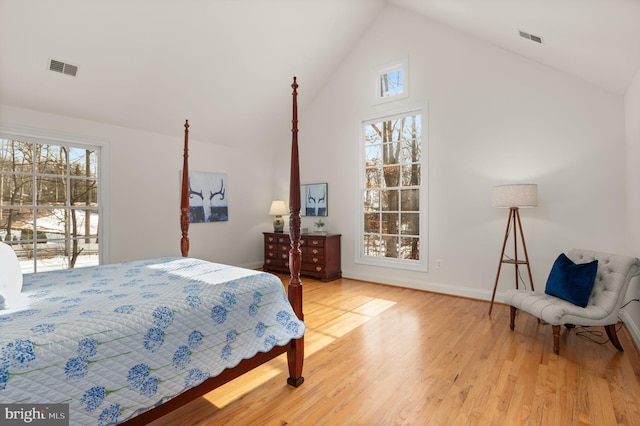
[
  {"left": 287, "top": 77, "right": 304, "bottom": 387},
  {"left": 180, "top": 119, "right": 190, "bottom": 257}
]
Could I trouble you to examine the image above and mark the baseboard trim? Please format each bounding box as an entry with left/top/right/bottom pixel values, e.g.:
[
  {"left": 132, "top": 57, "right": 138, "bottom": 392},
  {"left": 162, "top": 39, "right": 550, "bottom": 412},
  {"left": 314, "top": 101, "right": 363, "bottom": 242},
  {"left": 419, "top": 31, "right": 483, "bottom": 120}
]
[
  {"left": 343, "top": 270, "right": 497, "bottom": 302},
  {"left": 620, "top": 309, "right": 640, "bottom": 350}
]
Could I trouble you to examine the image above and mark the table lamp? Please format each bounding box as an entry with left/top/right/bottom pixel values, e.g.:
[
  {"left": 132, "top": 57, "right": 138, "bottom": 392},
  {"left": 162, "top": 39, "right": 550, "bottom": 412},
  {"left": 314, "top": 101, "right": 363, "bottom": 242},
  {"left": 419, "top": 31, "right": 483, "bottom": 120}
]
[{"left": 269, "top": 200, "right": 288, "bottom": 233}]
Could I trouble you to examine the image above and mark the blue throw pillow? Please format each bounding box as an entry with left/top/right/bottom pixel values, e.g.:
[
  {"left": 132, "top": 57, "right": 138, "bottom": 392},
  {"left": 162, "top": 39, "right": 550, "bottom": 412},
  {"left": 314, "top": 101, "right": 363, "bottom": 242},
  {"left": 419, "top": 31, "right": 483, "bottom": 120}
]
[{"left": 544, "top": 253, "right": 598, "bottom": 307}]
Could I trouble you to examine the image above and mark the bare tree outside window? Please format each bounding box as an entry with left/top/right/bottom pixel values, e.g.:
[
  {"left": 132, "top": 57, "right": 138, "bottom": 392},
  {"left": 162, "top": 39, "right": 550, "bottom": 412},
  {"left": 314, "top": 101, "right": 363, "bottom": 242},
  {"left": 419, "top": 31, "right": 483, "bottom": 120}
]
[
  {"left": 0, "top": 138, "right": 99, "bottom": 273},
  {"left": 362, "top": 112, "right": 423, "bottom": 264}
]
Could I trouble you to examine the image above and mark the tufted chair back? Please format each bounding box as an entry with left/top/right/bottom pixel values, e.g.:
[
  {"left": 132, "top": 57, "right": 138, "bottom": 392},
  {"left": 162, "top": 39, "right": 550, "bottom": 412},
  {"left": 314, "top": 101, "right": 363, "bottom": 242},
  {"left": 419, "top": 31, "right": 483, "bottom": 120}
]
[{"left": 566, "top": 248, "right": 640, "bottom": 323}]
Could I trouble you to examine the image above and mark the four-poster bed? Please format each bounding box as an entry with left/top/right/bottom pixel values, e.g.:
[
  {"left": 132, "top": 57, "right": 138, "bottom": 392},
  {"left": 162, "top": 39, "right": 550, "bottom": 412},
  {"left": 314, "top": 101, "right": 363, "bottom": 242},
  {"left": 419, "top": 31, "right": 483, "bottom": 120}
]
[
  {"left": 124, "top": 77, "right": 305, "bottom": 425},
  {"left": 0, "top": 78, "right": 304, "bottom": 425}
]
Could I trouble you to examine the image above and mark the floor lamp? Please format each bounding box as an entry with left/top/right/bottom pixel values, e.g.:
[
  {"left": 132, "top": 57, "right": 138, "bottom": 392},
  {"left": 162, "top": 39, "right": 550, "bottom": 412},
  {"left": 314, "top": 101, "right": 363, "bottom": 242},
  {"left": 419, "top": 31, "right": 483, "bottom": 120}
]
[{"left": 489, "top": 184, "right": 537, "bottom": 315}]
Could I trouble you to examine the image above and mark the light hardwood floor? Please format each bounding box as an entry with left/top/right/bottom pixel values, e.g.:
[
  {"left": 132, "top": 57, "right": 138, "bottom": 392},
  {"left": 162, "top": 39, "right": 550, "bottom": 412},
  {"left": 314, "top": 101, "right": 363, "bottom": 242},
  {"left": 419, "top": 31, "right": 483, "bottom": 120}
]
[{"left": 151, "top": 275, "right": 640, "bottom": 425}]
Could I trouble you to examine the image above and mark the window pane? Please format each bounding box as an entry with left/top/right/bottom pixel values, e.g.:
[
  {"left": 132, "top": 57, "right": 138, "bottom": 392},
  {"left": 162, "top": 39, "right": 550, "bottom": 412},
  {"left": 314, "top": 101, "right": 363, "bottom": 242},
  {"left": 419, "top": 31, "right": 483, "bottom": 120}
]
[
  {"left": 69, "top": 148, "right": 97, "bottom": 178},
  {"left": 400, "top": 237, "right": 419, "bottom": 260},
  {"left": 365, "top": 124, "right": 383, "bottom": 145},
  {"left": 363, "top": 234, "right": 382, "bottom": 256},
  {"left": 365, "top": 145, "right": 381, "bottom": 164},
  {"left": 1, "top": 175, "right": 33, "bottom": 206},
  {"left": 1, "top": 208, "right": 33, "bottom": 241},
  {"left": 363, "top": 189, "right": 380, "bottom": 212},
  {"left": 401, "top": 163, "right": 421, "bottom": 186},
  {"left": 364, "top": 213, "right": 379, "bottom": 233},
  {"left": 71, "top": 238, "right": 99, "bottom": 268},
  {"left": 401, "top": 189, "right": 419, "bottom": 211},
  {"left": 400, "top": 140, "right": 421, "bottom": 163},
  {"left": 36, "top": 144, "right": 67, "bottom": 175},
  {"left": 73, "top": 209, "right": 99, "bottom": 239},
  {"left": 401, "top": 213, "right": 419, "bottom": 235},
  {"left": 365, "top": 168, "right": 382, "bottom": 189},
  {"left": 382, "top": 165, "right": 400, "bottom": 187},
  {"left": 71, "top": 178, "right": 98, "bottom": 205},
  {"left": 383, "top": 236, "right": 399, "bottom": 258},
  {"left": 36, "top": 176, "right": 66, "bottom": 205},
  {"left": 0, "top": 140, "right": 33, "bottom": 173},
  {"left": 381, "top": 190, "right": 398, "bottom": 211},
  {"left": 33, "top": 208, "right": 68, "bottom": 239},
  {"left": 35, "top": 240, "right": 69, "bottom": 273},
  {"left": 380, "top": 69, "right": 403, "bottom": 98},
  {"left": 382, "top": 212, "right": 399, "bottom": 234}
]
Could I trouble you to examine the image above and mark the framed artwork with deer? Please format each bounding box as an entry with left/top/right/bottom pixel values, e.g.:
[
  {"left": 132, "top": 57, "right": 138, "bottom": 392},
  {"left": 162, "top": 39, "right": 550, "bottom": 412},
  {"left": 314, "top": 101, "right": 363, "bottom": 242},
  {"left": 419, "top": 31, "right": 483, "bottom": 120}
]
[
  {"left": 188, "top": 171, "right": 228, "bottom": 223},
  {"left": 300, "top": 182, "right": 328, "bottom": 217}
]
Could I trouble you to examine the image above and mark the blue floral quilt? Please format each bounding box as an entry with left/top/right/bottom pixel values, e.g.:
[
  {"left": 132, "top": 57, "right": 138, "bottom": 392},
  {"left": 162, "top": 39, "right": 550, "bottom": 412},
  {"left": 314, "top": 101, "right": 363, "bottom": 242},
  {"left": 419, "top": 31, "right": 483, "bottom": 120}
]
[{"left": 0, "top": 257, "right": 305, "bottom": 425}]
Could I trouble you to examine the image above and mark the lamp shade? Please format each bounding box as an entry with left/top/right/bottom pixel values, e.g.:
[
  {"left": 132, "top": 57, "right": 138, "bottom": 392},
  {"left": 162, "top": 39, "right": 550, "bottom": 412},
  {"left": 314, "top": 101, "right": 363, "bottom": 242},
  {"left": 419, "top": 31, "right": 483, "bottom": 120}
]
[
  {"left": 492, "top": 184, "right": 538, "bottom": 208},
  {"left": 269, "top": 200, "right": 289, "bottom": 215}
]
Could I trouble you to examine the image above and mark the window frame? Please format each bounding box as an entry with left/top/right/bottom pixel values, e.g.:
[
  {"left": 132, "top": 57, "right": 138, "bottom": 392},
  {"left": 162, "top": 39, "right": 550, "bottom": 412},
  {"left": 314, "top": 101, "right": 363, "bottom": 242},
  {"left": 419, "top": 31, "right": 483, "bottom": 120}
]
[
  {"left": 0, "top": 123, "right": 110, "bottom": 270},
  {"left": 356, "top": 106, "right": 428, "bottom": 272},
  {"left": 371, "top": 56, "right": 409, "bottom": 105}
]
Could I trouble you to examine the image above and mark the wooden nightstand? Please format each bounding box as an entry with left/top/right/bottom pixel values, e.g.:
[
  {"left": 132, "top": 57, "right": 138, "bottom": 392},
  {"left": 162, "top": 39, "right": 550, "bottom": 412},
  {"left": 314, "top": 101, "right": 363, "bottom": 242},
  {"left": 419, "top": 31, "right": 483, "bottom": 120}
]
[{"left": 263, "top": 232, "right": 342, "bottom": 282}]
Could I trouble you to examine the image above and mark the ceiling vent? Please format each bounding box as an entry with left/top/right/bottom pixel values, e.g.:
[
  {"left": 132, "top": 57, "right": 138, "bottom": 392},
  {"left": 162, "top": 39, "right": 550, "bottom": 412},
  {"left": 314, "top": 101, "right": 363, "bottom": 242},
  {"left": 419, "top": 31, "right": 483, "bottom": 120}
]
[
  {"left": 48, "top": 58, "right": 78, "bottom": 77},
  {"left": 518, "top": 30, "right": 543, "bottom": 44}
]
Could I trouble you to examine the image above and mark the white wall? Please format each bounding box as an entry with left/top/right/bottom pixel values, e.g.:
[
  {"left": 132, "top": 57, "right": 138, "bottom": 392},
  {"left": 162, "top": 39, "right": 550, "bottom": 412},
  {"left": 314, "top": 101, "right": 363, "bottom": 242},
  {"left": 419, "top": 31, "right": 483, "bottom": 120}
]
[
  {"left": 286, "top": 6, "right": 629, "bottom": 304},
  {"left": 0, "top": 104, "right": 276, "bottom": 269},
  {"left": 623, "top": 67, "right": 640, "bottom": 346}
]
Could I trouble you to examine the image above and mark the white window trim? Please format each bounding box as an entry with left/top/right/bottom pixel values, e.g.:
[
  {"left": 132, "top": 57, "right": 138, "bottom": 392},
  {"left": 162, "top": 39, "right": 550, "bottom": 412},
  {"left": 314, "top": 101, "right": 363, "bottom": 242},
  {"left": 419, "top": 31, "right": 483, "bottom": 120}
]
[
  {"left": 355, "top": 105, "right": 428, "bottom": 272},
  {"left": 0, "top": 123, "right": 111, "bottom": 265}
]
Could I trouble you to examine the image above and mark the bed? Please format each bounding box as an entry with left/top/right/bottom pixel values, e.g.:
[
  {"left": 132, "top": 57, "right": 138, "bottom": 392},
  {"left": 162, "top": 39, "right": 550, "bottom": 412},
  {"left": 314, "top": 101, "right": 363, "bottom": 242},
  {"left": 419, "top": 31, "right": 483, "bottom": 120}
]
[{"left": 0, "top": 78, "right": 305, "bottom": 425}]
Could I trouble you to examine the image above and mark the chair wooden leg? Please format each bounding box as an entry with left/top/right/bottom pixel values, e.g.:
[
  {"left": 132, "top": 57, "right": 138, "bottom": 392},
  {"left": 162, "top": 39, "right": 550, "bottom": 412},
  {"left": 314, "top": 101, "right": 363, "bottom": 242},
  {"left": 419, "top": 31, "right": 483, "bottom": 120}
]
[
  {"left": 605, "top": 324, "right": 624, "bottom": 351},
  {"left": 509, "top": 306, "right": 516, "bottom": 331},
  {"left": 552, "top": 325, "right": 560, "bottom": 354}
]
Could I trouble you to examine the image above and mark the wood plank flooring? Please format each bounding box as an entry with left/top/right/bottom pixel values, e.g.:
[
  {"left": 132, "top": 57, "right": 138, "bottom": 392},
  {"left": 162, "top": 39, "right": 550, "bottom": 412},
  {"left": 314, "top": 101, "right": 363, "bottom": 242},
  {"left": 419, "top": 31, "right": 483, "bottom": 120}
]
[{"left": 150, "top": 275, "right": 640, "bottom": 425}]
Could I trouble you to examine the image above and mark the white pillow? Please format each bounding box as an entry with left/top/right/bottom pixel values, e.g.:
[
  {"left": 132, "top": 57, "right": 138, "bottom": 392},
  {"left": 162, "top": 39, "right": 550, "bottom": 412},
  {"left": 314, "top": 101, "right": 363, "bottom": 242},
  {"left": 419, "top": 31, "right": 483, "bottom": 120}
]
[{"left": 0, "top": 242, "right": 23, "bottom": 307}]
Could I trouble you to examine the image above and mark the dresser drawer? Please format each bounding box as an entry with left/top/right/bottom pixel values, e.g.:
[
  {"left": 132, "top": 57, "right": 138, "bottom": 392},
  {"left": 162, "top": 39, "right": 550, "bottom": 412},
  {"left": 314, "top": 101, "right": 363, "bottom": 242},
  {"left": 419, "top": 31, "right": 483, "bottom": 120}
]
[
  {"left": 264, "top": 258, "right": 289, "bottom": 270},
  {"left": 301, "top": 237, "right": 324, "bottom": 248},
  {"left": 302, "top": 253, "right": 325, "bottom": 266},
  {"left": 302, "top": 245, "right": 324, "bottom": 256},
  {"left": 301, "top": 263, "right": 325, "bottom": 274}
]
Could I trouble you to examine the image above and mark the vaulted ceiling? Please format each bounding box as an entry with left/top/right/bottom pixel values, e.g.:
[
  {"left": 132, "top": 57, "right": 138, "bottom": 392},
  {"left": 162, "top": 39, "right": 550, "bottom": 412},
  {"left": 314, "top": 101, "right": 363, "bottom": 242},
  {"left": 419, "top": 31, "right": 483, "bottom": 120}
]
[{"left": 1, "top": 0, "right": 638, "bottom": 147}]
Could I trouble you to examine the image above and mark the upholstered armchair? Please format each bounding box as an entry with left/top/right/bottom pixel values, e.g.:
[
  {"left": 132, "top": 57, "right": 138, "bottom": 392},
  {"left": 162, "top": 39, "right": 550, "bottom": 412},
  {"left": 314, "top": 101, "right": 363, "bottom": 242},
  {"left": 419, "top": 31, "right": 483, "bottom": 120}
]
[{"left": 504, "top": 248, "right": 640, "bottom": 354}]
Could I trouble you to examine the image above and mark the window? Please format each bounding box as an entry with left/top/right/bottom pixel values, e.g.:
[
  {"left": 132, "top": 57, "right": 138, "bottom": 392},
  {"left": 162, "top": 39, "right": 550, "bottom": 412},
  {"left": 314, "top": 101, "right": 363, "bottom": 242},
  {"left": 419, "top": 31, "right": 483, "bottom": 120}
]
[
  {"left": 0, "top": 128, "right": 107, "bottom": 273},
  {"left": 379, "top": 67, "right": 403, "bottom": 98},
  {"left": 358, "top": 109, "right": 427, "bottom": 270},
  {"left": 372, "top": 57, "right": 409, "bottom": 104}
]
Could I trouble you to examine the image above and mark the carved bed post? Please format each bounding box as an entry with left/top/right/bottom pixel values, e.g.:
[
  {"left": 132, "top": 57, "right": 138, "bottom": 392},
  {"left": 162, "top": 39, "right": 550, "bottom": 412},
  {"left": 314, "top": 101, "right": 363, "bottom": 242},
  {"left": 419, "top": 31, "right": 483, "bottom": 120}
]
[
  {"left": 287, "top": 77, "right": 304, "bottom": 387},
  {"left": 180, "top": 119, "right": 190, "bottom": 257}
]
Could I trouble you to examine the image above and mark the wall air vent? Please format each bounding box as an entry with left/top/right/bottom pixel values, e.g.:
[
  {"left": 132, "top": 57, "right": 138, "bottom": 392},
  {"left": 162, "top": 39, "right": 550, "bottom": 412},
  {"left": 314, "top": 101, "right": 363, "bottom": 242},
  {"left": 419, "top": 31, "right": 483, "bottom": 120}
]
[
  {"left": 518, "top": 30, "right": 543, "bottom": 44},
  {"left": 48, "top": 58, "right": 78, "bottom": 77}
]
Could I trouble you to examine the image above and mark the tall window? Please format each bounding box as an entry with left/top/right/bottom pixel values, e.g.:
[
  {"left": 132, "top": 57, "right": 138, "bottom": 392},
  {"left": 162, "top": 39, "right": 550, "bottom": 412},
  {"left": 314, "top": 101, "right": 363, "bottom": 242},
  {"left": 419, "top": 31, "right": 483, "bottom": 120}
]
[
  {"left": 359, "top": 109, "right": 427, "bottom": 270},
  {"left": 0, "top": 137, "right": 101, "bottom": 273}
]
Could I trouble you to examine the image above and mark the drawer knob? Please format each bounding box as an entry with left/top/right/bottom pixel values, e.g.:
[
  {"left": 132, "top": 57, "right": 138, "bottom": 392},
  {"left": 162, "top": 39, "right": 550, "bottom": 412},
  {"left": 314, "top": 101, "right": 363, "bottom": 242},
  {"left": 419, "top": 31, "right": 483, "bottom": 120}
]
[
  {"left": 315, "top": 266, "right": 322, "bottom": 272},
  {"left": 312, "top": 249, "right": 319, "bottom": 254},
  {"left": 281, "top": 254, "right": 287, "bottom": 259},
  {"left": 312, "top": 241, "right": 319, "bottom": 245},
  {"left": 266, "top": 260, "right": 271, "bottom": 264},
  {"left": 313, "top": 258, "right": 319, "bottom": 263}
]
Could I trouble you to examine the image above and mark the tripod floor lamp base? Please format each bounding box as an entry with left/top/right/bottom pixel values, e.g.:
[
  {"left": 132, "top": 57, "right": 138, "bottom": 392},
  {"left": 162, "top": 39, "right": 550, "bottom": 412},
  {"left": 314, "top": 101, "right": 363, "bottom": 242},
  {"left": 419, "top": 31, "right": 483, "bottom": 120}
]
[{"left": 488, "top": 184, "right": 537, "bottom": 315}]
